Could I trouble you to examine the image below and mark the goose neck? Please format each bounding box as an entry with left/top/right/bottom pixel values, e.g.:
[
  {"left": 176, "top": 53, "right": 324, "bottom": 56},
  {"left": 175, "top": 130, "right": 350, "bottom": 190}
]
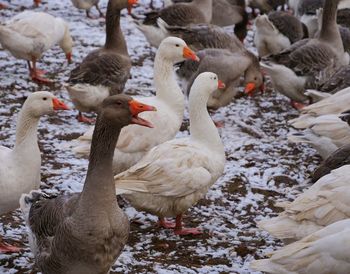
[
  {"left": 154, "top": 54, "right": 185, "bottom": 115},
  {"left": 188, "top": 88, "right": 224, "bottom": 153},
  {"left": 79, "top": 116, "right": 121, "bottom": 206},
  {"left": 104, "top": 4, "right": 127, "bottom": 54},
  {"left": 14, "top": 109, "right": 40, "bottom": 151}
]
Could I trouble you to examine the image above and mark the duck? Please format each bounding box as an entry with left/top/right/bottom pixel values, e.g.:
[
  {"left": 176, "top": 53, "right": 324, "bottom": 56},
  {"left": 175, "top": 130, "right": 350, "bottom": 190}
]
[
  {"left": 72, "top": 37, "right": 199, "bottom": 174},
  {"left": 254, "top": 11, "right": 308, "bottom": 57},
  {"left": 0, "top": 91, "right": 69, "bottom": 253},
  {"left": 251, "top": 218, "right": 350, "bottom": 273},
  {"left": 158, "top": 20, "right": 245, "bottom": 53},
  {"left": 137, "top": 0, "right": 212, "bottom": 47},
  {"left": 19, "top": 95, "right": 156, "bottom": 274},
  {"left": 0, "top": 11, "right": 73, "bottom": 84},
  {"left": 177, "top": 48, "right": 264, "bottom": 109},
  {"left": 260, "top": 0, "right": 349, "bottom": 106},
  {"left": 257, "top": 163, "right": 350, "bottom": 242},
  {"left": 66, "top": 0, "right": 137, "bottom": 123},
  {"left": 312, "top": 143, "right": 350, "bottom": 182},
  {"left": 114, "top": 72, "right": 226, "bottom": 235},
  {"left": 70, "top": 0, "right": 104, "bottom": 18}
]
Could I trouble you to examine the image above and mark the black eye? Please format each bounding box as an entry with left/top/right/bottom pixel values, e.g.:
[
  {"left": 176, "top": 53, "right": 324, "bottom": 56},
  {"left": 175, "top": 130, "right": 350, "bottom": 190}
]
[
  {"left": 43, "top": 97, "right": 47, "bottom": 101},
  {"left": 214, "top": 77, "right": 217, "bottom": 80},
  {"left": 254, "top": 77, "right": 257, "bottom": 80},
  {"left": 175, "top": 44, "right": 180, "bottom": 47},
  {"left": 115, "top": 101, "right": 122, "bottom": 106}
]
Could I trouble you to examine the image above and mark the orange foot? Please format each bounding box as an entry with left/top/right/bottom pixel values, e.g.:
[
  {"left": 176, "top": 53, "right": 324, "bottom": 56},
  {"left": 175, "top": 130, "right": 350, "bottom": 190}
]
[
  {"left": 77, "top": 113, "right": 95, "bottom": 124},
  {"left": 157, "top": 218, "right": 176, "bottom": 229},
  {"left": 174, "top": 227, "right": 203, "bottom": 236},
  {"left": 291, "top": 100, "right": 306, "bottom": 110}
]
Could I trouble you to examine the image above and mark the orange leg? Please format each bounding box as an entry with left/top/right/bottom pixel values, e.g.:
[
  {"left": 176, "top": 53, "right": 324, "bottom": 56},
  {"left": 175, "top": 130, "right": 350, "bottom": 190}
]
[
  {"left": 174, "top": 214, "right": 202, "bottom": 236},
  {"left": 77, "top": 112, "right": 95, "bottom": 124},
  {"left": 157, "top": 217, "right": 176, "bottom": 229},
  {"left": 28, "top": 59, "right": 52, "bottom": 84}
]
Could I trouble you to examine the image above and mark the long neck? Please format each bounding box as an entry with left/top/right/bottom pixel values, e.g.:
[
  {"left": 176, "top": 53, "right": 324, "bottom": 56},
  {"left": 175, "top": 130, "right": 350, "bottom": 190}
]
[
  {"left": 319, "top": 0, "right": 343, "bottom": 52},
  {"left": 79, "top": 117, "right": 121, "bottom": 207},
  {"left": 192, "top": 0, "right": 213, "bottom": 22},
  {"left": 104, "top": 3, "right": 128, "bottom": 54},
  {"left": 189, "top": 88, "right": 224, "bottom": 154},
  {"left": 154, "top": 54, "right": 185, "bottom": 116},
  {"left": 14, "top": 108, "right": 40, "bottom": 151}
]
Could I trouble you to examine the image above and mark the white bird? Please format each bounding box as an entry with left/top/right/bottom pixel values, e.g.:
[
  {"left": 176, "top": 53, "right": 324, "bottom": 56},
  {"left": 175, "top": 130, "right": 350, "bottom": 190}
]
[
  {"left": 72, "top": 37, "right": 199, "bottom": 174},
  {"left": 0, "top": 11, "right": 73, "bottom": 83},
  {"left": 0, "top": 91, "right": 68, "bottom": 253},
  {"left": 114, "top": 72, "right": 226, "bottom": 235}
]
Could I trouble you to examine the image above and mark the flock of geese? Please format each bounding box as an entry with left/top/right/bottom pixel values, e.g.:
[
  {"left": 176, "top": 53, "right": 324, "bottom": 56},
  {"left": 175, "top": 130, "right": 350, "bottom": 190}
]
[{"left": 1, "top": 0, "right": 350, "bottom": 273}]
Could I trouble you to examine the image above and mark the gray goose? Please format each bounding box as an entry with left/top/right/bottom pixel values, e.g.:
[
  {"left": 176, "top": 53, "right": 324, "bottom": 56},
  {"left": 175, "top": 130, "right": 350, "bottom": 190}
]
[
  {"left": 66, "top": 0, "right": 137, "bottom": 123},
  {"left": 177, "top": 49, "right": 264, "bottom": 109},
  {"left": 260, "top": 0, "right": 349, "bottom": 107},
  {"left": 317, "top": 65, "right": 350, "bottom": 94},
  {"left": 19, "top": 95, "right": 156, "bottom": 274},
  {"left": 138, "top": 0, "right": 212, "bottom": 47},
  {"left": 158, "top": 21, "right": 245, "bottom": 53},
  {"left": 254, "top": 11, "right": 308, "bottom": 57}
]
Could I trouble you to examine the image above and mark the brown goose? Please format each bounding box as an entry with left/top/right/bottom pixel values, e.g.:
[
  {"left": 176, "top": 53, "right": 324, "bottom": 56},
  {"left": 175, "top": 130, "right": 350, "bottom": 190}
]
[
  {"left": 177, "top": 49, "right": 264, "bottom": 109},
  {"left": 66, "top": 0, "right": 137, "bottom": 123},
  {"left": 317, "top": 65, "right": 350, "bottom": 94},
  {"left": 19, "top": 95, "right": 156, "bottom": 274},
  {"left": 260, "top": 0, "right": 349, "bottom": 106},
  {"left": 138, "top": 0, "right": 212, "bottom": 47}
]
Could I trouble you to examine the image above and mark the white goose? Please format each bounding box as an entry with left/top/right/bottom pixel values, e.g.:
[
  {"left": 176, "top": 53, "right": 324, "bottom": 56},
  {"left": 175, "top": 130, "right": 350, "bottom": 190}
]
[
  {"left": 0, "top": 11, "right": 73, "bottom": 83},
  {"left": 258, "top": 164, "right": 350, "bottom": 242},
  {"left": 73, "top": 37, "right": 199, "bottom": 174},
  {"left": 0, "top": 91, "right": 68, "bottom": 252},
  {"left": 251, "top": 218, "right": 350, "bottom": 273},
  {"left": 114, "top": 72, "right": 226, "bottom": 235}
]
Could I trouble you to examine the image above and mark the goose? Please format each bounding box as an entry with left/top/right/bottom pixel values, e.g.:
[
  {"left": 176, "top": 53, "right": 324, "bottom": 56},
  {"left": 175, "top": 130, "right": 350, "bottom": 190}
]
[
  {"left": 257, "top": 164, "right": 350, "bottom": 242},
  {"left": 251, "top": 218, "right": 350, "bottom": 273},
  {"left": 19, "top": 95, "right": 156, "bottom": 273},
  {"left": 157, "top": 20, "right": 245, "bottom": 53},
  {"left": 261, "top": 0, "right": 349, "bottom": 106},
  {"left": 312, "top": 143, "right": 350, "bottom": 182},
  {"left": 316, "top": 65, "right": 350, "bottom": 94},
  {"left": 72, "top": 37, "right": 199, "bottom": 174},
  {"left": 176, "top": 48, "right": 264, "bottom": 109},
  {"left": 0, "top": 11, "right": 73, "bottom": 84},
  {"left": 70, "top": 0, "right": 104, "bottom": 18},
  {"left": 247, "top": 0, "right": 287, "bottom": 14},
  {"left": 0, "top": 91, "right": 69, "bottom": 253},
  {"left": 137, "top": 0, "right": 212, "bottom": 47},
  {"left": 114, "top": 72, "right": 226, "bottom": 235},
  {"left": 254, "top": 11, "right": 308, "bottom": 57},
  {"left": 66, "top": 0, "right": 137, "bottom": 123}
]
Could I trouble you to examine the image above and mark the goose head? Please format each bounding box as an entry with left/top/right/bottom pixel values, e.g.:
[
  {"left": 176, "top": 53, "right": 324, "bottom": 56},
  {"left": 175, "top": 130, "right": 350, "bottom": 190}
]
[
  {"left": 255, "top": 14, "right": 277, "bottom": 34},
  {"left": 190, "top": 72, "right": 225, "bottom": 100},
  {"left": 23, "top": 91, "right": 69, "bottom": 118},
  {"left": 244, "top": 53, "right": 265, "bottom": 95},
  {"left": 158, "top": 37, "right": 200, "bottom": 63},
  {"left": 99, "top": 94, "right": 157, "bottom": 128},
  {"left": 110, "top": 0, "right": 138, "bottom": 14}
]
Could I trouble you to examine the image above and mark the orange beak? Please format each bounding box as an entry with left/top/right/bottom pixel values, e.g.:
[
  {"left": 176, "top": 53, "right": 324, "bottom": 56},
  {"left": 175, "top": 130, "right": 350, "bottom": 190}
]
[
  {"left": 128, "top": 99, "right": 157, "bottom": 128},
  {"left": 218, "top": 80, "right": 225, "bottom": 90},
  {"left": 127, "top": 0, "right": 138, "bottom": 15},
  {"left": 34, "top": 0, "right": 41, "bottom": 7},
  {"left": 52, "top": 98, "right": 70, "bottom": 110},
  {"left": 244, "top": 82, "right": 256, "bottom": 96},
  {"left": 66, "top": 52, "right": 72, "bottom": 64},
  {"left": 183, "top": 46, "right": 200, "bottom": 62}
]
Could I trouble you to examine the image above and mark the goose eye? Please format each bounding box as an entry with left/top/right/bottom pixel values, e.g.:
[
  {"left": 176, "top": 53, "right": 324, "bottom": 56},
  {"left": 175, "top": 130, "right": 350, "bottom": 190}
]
[
  {"left": 254, "top": 77, "right": 257, "bottom": 80},
  {"left": 43, "top": 97, "right": 47, "bottom": 101},
  {"left": 175, "top": 44, "right": 180, "bottom": 47},
  {"left": 115, "top": 101, "right": 122, "bottom": 106}
]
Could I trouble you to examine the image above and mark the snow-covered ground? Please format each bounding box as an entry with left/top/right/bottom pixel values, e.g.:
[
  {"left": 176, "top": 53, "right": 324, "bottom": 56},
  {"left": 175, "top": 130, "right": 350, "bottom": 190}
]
[{"left": 0, "top": 0, "right": 321, "bottom": 273}]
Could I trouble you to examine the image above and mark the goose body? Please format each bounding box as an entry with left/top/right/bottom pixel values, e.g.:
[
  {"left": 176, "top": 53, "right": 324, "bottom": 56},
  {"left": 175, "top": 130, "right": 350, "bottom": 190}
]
[
  {"left": 261, "top": 0, "right": 349, "bottom": 103},
  {"left": 251, "top": 218, "right": 350, "bottom": 273},
  {"left": 19, "top": 95, "right": 156, "bottom": 274},
  {"left": 70, "top": 0, "right": 104, "bottom": 18},
  {"left": 0, "top": 11, "right": 73, "bottom": 83},
  {"left": 317, "top": 65, "right": 350, "bottom": 94},
  {"left": 254, "top": 11, "right": 307, "bottom": 57},
  {"left": 138, "top": 0, "right": 212, "bottom": 47},
  {"left": 0, "top": 92, "right": 68, "bottom": 215},
  {"left": 177, "top": 48, "right": 264, "bottom": 109},
  {"left": 67, "top": 0, "right": 135, "bottom": 122},
  {"left": 72, "top": 37, "right": 199, "bottom": 174},
  {"left": 114, "top": 72, "right": 226, "bottom": 235}
]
